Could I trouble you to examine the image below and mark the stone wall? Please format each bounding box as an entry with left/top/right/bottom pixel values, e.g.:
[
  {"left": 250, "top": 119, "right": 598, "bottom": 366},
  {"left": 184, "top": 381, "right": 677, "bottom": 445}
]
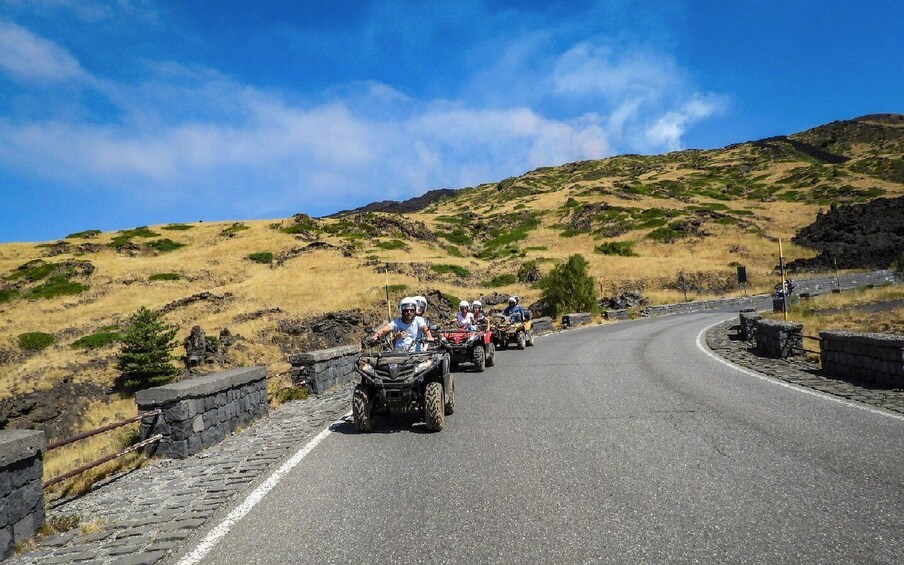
[
  {"left": 289, "top": 344, "right": 360, "bottom": 395},
  {"left": 738, "top": 310, "right": 762, "bottom": 341},
  {"left": 561, "top": 313, "right": 592, "bottom": 327},
  {"left": 136, "top": 367, "right": 268, "bottom": 459},
  {"left": 794, "top": 269, "right": 900, "bottom": 297},
  {"left": 820, "top": 331, "right": 904, "bottom": 387},
  {"left": 531, "top": 317, "right": 554, "bottom": 333},
  {"left": 641, "top": 294, "right": 769, "bottom": 318},
  {"left": 754, "top": 319, "right": 803, "bottom": 359},
  {"left": 0, "top": 430, "right": 46, "bottom": 559},
  {"left": 604, "top": 309, "right": 629, "bottom": 321}
]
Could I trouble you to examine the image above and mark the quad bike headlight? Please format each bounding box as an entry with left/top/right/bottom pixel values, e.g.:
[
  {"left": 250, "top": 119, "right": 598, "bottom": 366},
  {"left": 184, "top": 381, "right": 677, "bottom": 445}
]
[
  {"left": 357, "top": 359, "right": 376, "bottom": 375},
  {"left": 414, "top": 359, "right": 434, "bottom": 373}
]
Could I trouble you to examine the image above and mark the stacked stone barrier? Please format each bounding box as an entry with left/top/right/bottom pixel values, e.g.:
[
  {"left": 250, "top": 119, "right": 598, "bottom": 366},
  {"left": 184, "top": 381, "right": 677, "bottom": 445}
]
[
  {"left": 754, "top": 319, "right": 803, "bottom": 359},
  {"left": 136, "top": 366, "right": 268, "bottom": 459},
  {"left": 290, "top": 344, "right": 360, "bottom": 394},
  {"left": 561, "top": 312, "right": 592, "bottom": 328},
  {"left": 604, "top": 309, "right": 629, "bottom": 321},
  {"left": 820, "top": 331, "right": 904, "bottom": 387},
  {"left": 0, "top": 430, "right": 46, "bottom": 559},
  {"left": 793, "top": 269, "right": 899, "bottom": 297},
  {"left": 640, "top": 294, "right": 769, "bottom": 317},
  {"left": 530, "top": 316, "right": 554, "bottom": 333},
  {"left": 739, "top": 310, "right": 762, "bottom": 341}
]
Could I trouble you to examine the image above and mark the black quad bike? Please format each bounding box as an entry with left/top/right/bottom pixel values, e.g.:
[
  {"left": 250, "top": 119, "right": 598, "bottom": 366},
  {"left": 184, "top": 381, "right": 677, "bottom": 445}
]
[{"left": 352, "top": 337, "right": 454, "bottom": 433}]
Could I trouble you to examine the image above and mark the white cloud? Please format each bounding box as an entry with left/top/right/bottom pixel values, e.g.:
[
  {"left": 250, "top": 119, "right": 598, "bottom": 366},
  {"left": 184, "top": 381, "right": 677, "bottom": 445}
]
[
  {"left": 644, "top": 94, "right": 728, "bottom": 151},
  {"left": 0, "top": 20, "right": 89, "bottom": 82}
]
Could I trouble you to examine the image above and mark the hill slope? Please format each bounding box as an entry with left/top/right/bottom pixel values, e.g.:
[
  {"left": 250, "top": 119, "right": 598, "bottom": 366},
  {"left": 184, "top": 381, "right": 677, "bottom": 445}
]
[{"left": 1, "top": 114, "right": 902, "bottom": 437}]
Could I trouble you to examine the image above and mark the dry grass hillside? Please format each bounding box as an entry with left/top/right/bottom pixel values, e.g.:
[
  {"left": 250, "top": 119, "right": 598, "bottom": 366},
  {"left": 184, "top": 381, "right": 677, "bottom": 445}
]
[{"left": 1, "top": 114, "right": 903, "bottom": 450}]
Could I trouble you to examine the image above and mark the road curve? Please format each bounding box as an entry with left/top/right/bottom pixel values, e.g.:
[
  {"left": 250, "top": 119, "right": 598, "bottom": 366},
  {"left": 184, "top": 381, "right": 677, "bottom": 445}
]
[{"left": 174, "top": 311, "right": 904, "bottom": 565}]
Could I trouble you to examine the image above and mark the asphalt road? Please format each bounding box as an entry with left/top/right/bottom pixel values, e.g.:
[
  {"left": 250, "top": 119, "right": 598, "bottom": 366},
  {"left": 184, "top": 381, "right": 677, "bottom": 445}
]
[{"left": 175, "top": 311, "right": 904, "bottom": 564}]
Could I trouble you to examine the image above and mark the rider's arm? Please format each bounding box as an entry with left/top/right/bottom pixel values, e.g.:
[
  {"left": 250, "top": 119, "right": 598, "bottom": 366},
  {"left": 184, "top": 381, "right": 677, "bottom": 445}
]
[
  {"left": 372, "top": 321, "right": 393, "bottom": 341},
  {"left": 421, "top": 323, "right": 433, "bottom": 341}
]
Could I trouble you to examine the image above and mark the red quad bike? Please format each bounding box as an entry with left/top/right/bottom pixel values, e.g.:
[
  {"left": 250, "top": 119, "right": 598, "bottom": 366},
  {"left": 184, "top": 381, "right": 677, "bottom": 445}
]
[{"left": 438, "top": 325, "right": 495, "bottom": 372}]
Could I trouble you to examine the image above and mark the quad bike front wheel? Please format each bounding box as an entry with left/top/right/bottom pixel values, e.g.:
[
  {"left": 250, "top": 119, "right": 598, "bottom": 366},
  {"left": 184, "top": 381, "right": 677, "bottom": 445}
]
[
  {"left": 444, "top": 375, "right": 455, "bottom": 415},
  {"left": 526, "top": 330, "right": 534, "bottom": 347},
  {"left": 516, "top": 331, "right": 526, "bottom": 350},
  {"left": 486, "top": 342, "right": 496, "bottom": 367},
  {"left": 424, "top": 381, "right": 445, "bottom": 432},
  {"left": 472, "top": 345, "right": 486, "bottom": 372},
  {"left": 352, "top": 385, "right": 374, "bottom": 432}
]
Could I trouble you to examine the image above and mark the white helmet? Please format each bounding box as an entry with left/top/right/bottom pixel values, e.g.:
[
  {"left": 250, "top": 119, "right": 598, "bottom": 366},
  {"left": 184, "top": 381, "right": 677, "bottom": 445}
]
[
  {"left": 399, "top": 297, "right": 417, "bottom": 313},
  {"left": 459, "top": 300, "right": 470, "bottom": 309},
  {"left": 508, "top": 297, "right": 516, "bottom": 304},
  {"left": 471, "top": 300, "right": 482, "bottom": 309},
  {"left": 512, "top": 295, "right": 520, "bottom": 304},
  {"left": 413, "top": 295, "right": 427, "bottom": 313}
]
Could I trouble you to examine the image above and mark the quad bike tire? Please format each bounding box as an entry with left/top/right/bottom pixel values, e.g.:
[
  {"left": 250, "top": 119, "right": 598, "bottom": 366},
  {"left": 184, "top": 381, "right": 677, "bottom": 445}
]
[
  {"left": 472, "top": 345, "right": 486, "bottom": 372},
  {"left": 486, "top": 342, "right": 496, "bottom": 367},
  {"left": 526, "top": 330, "right": 534, "bottom": 347},
  {"left": 352, "top": 385, "right": 374, "bottom": 433},
  {"left": 424, "top": 381, "right": 445, "bottom": 432},
  {"left": 444, "top": 375, "right": 455, "bottom": 415},
  {"left": 516, "top": 331, "right": 526, "bottom": 350}
]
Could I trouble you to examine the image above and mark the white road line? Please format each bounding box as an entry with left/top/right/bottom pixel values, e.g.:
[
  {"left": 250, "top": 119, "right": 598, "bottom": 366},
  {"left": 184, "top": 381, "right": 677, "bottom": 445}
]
[
  {"left": 696, "top": 320, "right": 904, "bottom": 422},
  {"left": 175, "top": 412, "right": 352, "bottom": 565}
]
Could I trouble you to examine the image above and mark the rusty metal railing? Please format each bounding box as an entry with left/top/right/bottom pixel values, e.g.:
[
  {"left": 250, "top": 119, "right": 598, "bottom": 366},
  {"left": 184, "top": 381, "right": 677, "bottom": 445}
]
[{"left": 42, "top": 409, "right": 163, "bottom": 489}]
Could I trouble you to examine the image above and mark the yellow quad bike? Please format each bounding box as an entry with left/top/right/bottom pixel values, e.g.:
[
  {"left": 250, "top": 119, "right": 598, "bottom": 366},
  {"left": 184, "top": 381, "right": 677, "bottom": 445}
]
[{"left": 491, "top": 312, "right": 534, "bottom": 350}]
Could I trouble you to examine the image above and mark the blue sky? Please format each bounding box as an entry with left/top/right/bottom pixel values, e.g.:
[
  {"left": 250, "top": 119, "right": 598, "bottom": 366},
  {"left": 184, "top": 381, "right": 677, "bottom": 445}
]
[{"left": 0, "top": 0, "right": 901, "bottom": 242}]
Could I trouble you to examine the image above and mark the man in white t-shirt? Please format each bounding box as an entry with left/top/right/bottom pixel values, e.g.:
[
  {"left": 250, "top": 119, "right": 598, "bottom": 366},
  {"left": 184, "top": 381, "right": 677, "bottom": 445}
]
[{"left": 371, "top": 297, "right": 433, "bottom": 351}]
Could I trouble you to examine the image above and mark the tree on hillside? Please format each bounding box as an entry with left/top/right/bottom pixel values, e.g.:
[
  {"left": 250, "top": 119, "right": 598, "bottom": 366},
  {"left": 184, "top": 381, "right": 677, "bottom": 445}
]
[
  {"left": 116, "top": 306, "right": 179, "bottom": 391},
  {"left": 536, "top": 254, "right": 598, "bottom": 318}
]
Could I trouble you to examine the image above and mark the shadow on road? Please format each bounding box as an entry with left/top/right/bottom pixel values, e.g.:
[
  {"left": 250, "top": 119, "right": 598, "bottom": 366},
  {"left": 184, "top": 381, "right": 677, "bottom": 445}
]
[{"left": 331, "top": 414, "right": 433, "bottom": 435}]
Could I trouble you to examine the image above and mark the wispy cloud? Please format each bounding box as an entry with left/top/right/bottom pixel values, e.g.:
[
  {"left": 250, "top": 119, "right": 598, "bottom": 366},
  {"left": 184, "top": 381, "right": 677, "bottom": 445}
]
[{"left": 0, "top": 20, "right": 90, "bottom": 83}]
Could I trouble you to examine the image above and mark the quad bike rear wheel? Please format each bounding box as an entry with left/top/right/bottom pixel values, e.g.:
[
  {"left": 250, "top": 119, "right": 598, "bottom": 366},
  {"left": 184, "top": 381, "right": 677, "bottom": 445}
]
[
  {"left": 526, "top": 330, "right": 534, "bottom": 347},
  {"left": 444, "top": 375, "right": 455, "bottom": 415},
  {"left": 516, "top": 331, "right": 526, "bottom": 350},
  {"left": 472, "top": 345, "right": 486, "bottom": 372},
  {"left": 486, "top": 342, "right": 496, "bottom": 367},
  {"left": 352, "top": 385, "right": 374, "bottom": 432},
  {"left": 424, "top": 381, "right": 445, "bottom": 432}
]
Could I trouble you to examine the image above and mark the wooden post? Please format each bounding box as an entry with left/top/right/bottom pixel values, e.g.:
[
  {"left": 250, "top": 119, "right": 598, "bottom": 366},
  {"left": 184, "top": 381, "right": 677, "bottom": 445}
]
[{"left": 779, "top": 239, "right": 788, "bottom": 321}]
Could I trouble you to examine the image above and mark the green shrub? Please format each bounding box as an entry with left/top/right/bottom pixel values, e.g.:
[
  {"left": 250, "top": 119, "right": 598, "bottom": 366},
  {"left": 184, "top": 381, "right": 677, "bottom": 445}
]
[
  {"left": 430, "top": 264, "right": 470, "bottom": 277},
  {"left": 594, "top": 241, "right": 637, "bottom": 256},
  {"left": 18, "top": 332, "right": 54, "bottom": 351},
  {"left": 525, "top": 246, "right": 548, "bottom": 251},
  {"left": 29, "top": 276, "right": 89, "bottom": 299},
  {"left": 247, "top": 252, "right": 274, "bottom": 264},
  {"left": 146, "top": 239, "right": 186, "bottom": 252},
  {"left": 482, "top": 273, "right": 517, "bottom": 287},
  {"left": 149, "top": 273, "right": 181, "bottom": 281},
  {"left": 72, "top": 331, "right": 121, "bottom": 350},
  {"left": 537, "top": 254, "right": 598, "bottom": 318},
  {"left": 647, "top": 226, "right": 684, "bottom": 243},
  {"left": 441, "top": 292, "right": 461, "bottom": 311},
  {"left": 65, "top": 230, "right": 101, "bottom": 239},
  {"left": 116, "top": 307, "right": 179, "bottom": 390},
  {"left": 445, "top": 245, "right": 464, "bottom": 257},
  {"left": 162, "top": 224, "right": 194, "bottom": 231},
  {"left": 374, "top": 239, "right": 407, "bottom": 251},
  {"left": 387, "top": 284, "right": 409, "bottom": 294},
  {"left": 110, "top": 227, "right": 159, "bottom": 248},
  {"left": 220, "top": 223, "right": 249, "bottom": 237},
  {"left": 4, "top": 260, "right": 55, "bottom": 282},
  {"left": 0, "top": 288, "right": 19, "bottom": 304}
]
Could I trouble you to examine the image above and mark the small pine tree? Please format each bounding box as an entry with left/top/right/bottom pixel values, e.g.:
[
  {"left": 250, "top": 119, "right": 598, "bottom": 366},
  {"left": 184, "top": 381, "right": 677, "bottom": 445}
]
[
  {"left": 537, "top": 254, "right": 599, "bottom": 318},
  {"left": 117, "top": 306, "right": 179, "bottom": 390}
]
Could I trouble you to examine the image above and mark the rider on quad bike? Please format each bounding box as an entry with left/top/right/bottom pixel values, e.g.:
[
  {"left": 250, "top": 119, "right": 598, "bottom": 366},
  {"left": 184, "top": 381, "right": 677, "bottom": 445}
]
[
  {"left": 353, "top": 297, "right": 453, "bottom": 432},
  {"left": 495, "top": 297, "right": 534, "bottom": 350},
  {"left": 438, "top": 299, "right": 495, "bottom": 372}
]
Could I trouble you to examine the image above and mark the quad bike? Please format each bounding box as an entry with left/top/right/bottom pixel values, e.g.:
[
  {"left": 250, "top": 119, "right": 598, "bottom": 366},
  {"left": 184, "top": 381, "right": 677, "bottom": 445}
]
[
  {"left": 437, "top": 324, "right": 495, "bottom": 372},
  {"left": 492, "top": 313, "right": 535, "bottom": 350},
  {"left": 352, "top": 335, "right": 454, "bottom": 433}
]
